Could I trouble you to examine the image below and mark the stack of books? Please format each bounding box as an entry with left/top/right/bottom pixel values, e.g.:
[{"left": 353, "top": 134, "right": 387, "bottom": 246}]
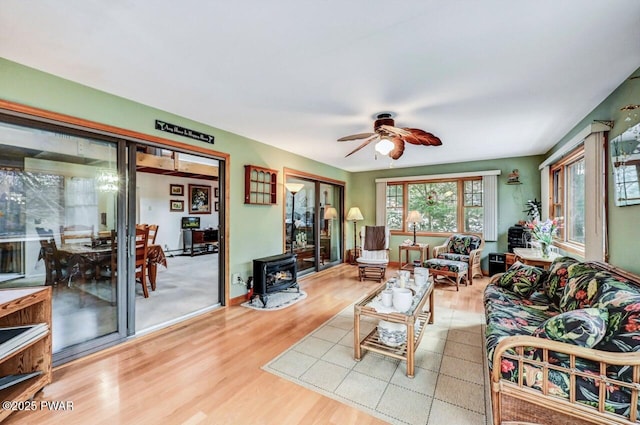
[
  {"left": 0, "top": 323, "right": 49, "bottom": 391},
  {"left": 0, "top": 323, "right": 49, "bottom": 359}
]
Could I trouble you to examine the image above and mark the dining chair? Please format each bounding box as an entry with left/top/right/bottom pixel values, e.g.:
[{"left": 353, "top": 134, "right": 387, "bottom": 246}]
[
  {"left": 38, "top": 238, "right": 68, "bottom": 286},
  {"left": 98, "top": 230, "right": 118, "bottom": 305},
  {"left": 146, "top": 224, "right": 159, "bottom": 245},
  {"left": 60, "top": 224, "right": 94, "bottom": 244},
  {"left": 135, "top": 224, "right": 151, "bottom": 298}
]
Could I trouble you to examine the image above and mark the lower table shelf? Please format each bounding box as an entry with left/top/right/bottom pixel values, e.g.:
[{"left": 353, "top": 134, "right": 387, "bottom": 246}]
[{"left": 359, "top": 311, "right": 432, "bottom": 360}]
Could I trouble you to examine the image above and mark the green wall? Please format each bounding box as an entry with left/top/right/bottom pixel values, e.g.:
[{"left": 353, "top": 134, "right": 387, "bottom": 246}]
[
  {"left": 350, "top": 156, "right": 543, "bottom": 270},
  {"left": 545, "top": 67, "right": 640, "bottom": 275},
  {"left": 2, "top": 56, "right": 638, "bottom": 285},
  {"left": 0, "top": 58, "right": 352, "bottom": 298}
]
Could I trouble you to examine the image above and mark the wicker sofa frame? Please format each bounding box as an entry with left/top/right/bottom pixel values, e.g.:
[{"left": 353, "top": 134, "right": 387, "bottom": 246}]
[{"left": 488, "top": 262, "right": 640, "bottom": 425}]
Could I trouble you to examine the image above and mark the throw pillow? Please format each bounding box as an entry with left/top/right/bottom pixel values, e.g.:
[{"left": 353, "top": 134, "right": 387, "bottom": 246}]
[
  {"left": 544, "top": 256, "right": 579, "bottom": 307},
  {"left": 534, "top": 308, "right": 608, "bottom": 348},
  {"left": 497, "top": 261, "right": 548, "bottom": 298},
  {"left": 558, "top": 264, "right": 608, "bottom": 312}
]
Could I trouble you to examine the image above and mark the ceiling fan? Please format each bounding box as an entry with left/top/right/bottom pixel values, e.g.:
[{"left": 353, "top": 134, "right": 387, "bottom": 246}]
[{"left": 338, "top": 112, "right": 442, "bottom": 160}]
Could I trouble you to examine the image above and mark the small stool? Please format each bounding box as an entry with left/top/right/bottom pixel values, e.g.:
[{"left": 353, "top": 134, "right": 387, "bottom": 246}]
[{"left": 424, "top": 258, "right": 469, "bottom": 291}]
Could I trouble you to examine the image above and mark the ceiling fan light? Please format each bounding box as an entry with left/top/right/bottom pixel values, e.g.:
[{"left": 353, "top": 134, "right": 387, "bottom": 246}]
[{"left": 375, "top": 138, "right": 394, "bottom": 155}]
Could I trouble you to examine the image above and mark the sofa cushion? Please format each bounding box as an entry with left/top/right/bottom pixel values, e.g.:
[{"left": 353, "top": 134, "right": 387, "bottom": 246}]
[
  {"left": 437, "top": 253, "right": 470, "bottom": 263},
  {"left": 591, "top": 277, "right": 640, "bottom": 352},
  {"left": 424, "top": 258, "right": 468, "bottom": 273},
  {"left": 446, "top": 234, "right": 482, "bottom": 255},
  {"left": 533, "top": 308, "right": 608, "bottom": 348},
  {"left": 558, "top": 263, "right": 609, "bottom": 312},
  {"left": 497, "top": 261, "right": 548, "bottom": 298},
  {"left": 544, "top": 256, "right": 579, "bottom": 307}
]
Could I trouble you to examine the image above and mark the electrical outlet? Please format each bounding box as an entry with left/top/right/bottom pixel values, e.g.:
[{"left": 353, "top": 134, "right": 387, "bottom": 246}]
[{"left": 232, "top": 273, "right": 242, "bottom": 285}]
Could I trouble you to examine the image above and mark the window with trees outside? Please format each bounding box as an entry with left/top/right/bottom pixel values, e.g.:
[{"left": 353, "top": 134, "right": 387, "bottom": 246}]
[
  {"left": 550, "top": 146, "right": 585, "bottom": 251},
  {"left": 386, "top": 178, "right": 483, "bottom": 234}
]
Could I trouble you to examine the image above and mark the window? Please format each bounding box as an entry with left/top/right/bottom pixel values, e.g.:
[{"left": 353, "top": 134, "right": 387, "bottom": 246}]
[
  {"left": 550, "top": 146, "right": 585, "bottom": 249},
  {"left": 386, "top": 184, "right": 403, "bottom": 230},
  {"left": 463, "top": 179, "right": 484, "bottom": 233},
  {"left": 385, "top": 178, "right": 482, "bottom": 234}
]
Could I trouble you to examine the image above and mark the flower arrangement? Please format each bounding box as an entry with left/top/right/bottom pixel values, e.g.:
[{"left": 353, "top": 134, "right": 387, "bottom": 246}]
[{"left": 526, "top": 218, "right": 559, "bottom": 245}]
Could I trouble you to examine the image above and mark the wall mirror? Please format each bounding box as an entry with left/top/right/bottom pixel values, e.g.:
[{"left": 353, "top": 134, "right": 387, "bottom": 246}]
[{"left": 610, "top": 121, "right": 640, "bottom": 206}]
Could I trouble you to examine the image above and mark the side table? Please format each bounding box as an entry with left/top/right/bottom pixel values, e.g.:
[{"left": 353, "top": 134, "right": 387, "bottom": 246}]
[
  {"left": 399, "top": 244, "right": 429, "bottom": 272},
  {"left": 354, "top": 278, "right": 435, "bottom": 377}
]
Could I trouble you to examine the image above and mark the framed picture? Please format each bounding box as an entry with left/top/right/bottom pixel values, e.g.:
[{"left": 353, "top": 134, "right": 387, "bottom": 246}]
[
  {"left": 170, "top": 184, "right": 184, "bottom": 196},
  {"left": 189, "top": 184, "right": 211, "bottom": 214},
  {"left": 170, "top": 200, "right": 184, "bottom": 212},
  {"left": 214, "top": 187, "right": 219, "bottom": 198},
  {"left": 215, "top": 201, "right": 219, "bottom": 211}
]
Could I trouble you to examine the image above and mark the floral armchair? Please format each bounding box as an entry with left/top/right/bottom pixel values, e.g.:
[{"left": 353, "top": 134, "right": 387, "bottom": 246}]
[{"left": 432, "top": 233, "right": 485, "bottom": 282}]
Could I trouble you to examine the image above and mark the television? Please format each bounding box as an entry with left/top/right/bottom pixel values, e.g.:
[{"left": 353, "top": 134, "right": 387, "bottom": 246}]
[{"left": 181, "top": 217, "right": 200, "bottom": 229}]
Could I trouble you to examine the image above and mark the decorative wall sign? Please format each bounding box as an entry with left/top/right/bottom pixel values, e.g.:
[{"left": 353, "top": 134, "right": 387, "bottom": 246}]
[{"left": 155, "top": 120, "right": 215, "bottom": 144}]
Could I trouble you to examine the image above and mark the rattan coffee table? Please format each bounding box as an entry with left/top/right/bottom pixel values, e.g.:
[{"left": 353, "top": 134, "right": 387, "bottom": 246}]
[{"left": 353, "top": 278, "right": 434, "bottom": 378}]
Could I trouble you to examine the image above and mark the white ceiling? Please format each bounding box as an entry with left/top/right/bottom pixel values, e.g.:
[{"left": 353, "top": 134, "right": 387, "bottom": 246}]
[{"left": 2, "top": 1, "right": 639, "bottom": 172}]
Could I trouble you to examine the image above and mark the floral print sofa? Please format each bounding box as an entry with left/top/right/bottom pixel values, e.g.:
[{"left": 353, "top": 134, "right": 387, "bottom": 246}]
[{"left": 484, "top": 257, "right": 640, "bottom": 425}]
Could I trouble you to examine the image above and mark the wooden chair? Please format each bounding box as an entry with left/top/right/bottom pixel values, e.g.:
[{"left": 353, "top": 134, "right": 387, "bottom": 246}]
[
  {"left": 38, "top": 238, "right": 68, "bottom": 286},
  {"left": 60, "top": 224, "right": 94, "bottom": 244},
  {"left": 146, "top": 224, "right": 159, "bottom": 245},
  {"left": 432, "top": 233, "right": 485, "bottom": 283},
  {"left": 356, "top": 226, "right": 390, "bottom": 282},
  {"left": 135, "top": 225, "right": 150, "bottom": 298}
]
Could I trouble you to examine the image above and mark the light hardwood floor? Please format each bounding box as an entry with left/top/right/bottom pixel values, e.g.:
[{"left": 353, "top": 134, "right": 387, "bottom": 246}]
[{"left": 5, "top": 264, "right": 488, "bottom": 425}]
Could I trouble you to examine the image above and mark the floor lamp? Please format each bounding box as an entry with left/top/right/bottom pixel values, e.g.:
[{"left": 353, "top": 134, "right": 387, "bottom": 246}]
[
  {"left": 323, "top": 206, "right": 338, "bottom": 237},
  {"left": 406, "top": 210, "right": 423, "bottom": 246},
  {"left": 285, "top": 183, "right": 304, "bottom": 254},
  {"left": 346, "top": 207, "right": 364, "bottom": 261}
]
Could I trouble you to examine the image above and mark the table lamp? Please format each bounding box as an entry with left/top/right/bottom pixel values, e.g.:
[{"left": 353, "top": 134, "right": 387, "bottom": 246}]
[
  {"left": 346, "top": 207, "right": 364, "bottom": 252},
  {"left": 285, "top": 182, "right": 305, "bottom": 253},
  {"left": 406, "top": 210, "right": 423, "bottom": 245}
]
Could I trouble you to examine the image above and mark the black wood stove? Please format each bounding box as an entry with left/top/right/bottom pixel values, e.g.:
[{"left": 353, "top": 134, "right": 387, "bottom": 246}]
[{"left": 251, "top": 253, "right": 298, "bottom": 308}]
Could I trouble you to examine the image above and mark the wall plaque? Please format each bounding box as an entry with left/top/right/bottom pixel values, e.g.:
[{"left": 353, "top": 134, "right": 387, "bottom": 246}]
[{"left": 155, "top": 120, "right": 215, "bottom": 144}]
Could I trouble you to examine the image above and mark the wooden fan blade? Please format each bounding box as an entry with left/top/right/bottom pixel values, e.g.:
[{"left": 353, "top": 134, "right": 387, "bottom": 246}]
[
  {"left": 337, "top": 132, "right": 376, "bottom": 142},
  {"left": 378, "top": 125, "right": 411, "bottom": 137},
  {"left": 401, "top": 133, "right": 422, "bottom": 145},
  {"left": 388, "top": 136, "right": 405, "bottom": 160},
  {"left": 345, "top": 134, "right": 379, "bottom": 157},
  {"left": 404, "top": 128, "right": 442, "bottom": 146}
]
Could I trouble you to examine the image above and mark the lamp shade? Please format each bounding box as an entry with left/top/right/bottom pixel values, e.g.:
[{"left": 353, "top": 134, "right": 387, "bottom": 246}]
[
  {"left": 406, "top": 210, "right": 423, "bottom": 223},
  {"left": 323, "top": 206, "right": 338, "bottom": 220},
  {"left": 285, "top": 182, "right": 304, "bottom": 193},
  {"left": 346, "top": 207, "right": 364, "bottom": 221}
]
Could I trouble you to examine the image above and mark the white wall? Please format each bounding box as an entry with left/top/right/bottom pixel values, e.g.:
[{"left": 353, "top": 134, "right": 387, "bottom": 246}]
[{"left": 137, "top": 173, "right": 219, "bottom": 252}]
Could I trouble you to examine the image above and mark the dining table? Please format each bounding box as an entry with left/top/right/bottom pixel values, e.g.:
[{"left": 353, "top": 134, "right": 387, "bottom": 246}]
[
  {"left": 58, "top": 242, "right": 167, "bottom": 289},
  {"left": 146, "top": 244, "right": 167, "bottom": 290},
  {"left": 58, "top": 242, "right": 112, "bottom": 284}
]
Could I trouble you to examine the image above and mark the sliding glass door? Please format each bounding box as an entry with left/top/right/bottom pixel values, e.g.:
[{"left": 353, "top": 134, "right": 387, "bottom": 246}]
[
  {"left": 318, "top": 183, "right": 342, "bottom": 271},
  {"left": 285, "top": 172, "right": 344, "bottom": 275},
  {"left": 0, "top": 113, "right": 226, "bottom": 365},
  {"left": 0, "top": 119, "right": 123, "bottom": 361}
]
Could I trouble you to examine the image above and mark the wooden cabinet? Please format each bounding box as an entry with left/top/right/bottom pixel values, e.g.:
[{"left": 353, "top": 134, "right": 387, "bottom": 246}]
[
  {"left": 183, "top": 229, "right": 218, "bottom": 256},
  {"left": 0, "top": 287, "right": 52, "bottom": 422},
  {"left": 244, "top": 165, "right": 277, "bottom": 205}
]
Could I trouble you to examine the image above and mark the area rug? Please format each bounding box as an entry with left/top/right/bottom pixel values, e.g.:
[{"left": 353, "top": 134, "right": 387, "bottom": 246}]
[
  {"left": 241, "top": 288, "right": 307, "bottom": 311},
  {"left": 263, "top": 304, "right": 489, "bottom": 425}
]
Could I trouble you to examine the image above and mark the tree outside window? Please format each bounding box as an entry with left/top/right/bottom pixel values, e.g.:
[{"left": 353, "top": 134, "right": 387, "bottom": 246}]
[{"left": 385, "top": 178, "right": 483, "bottom": 234}]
